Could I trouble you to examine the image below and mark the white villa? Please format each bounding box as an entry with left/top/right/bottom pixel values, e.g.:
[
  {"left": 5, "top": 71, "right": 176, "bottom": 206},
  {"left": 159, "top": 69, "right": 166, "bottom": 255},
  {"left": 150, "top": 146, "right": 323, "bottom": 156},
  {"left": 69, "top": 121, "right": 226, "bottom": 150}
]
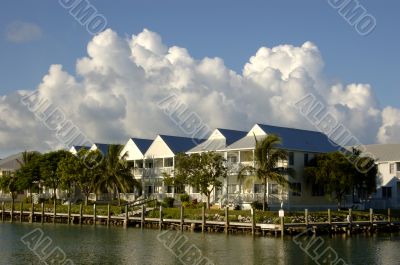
[
  {"left": 361, "top": 144, "right": 400, "bottom": 209},
  {"left": 109, "top": 124, "right": 341, "bottom": 210}
]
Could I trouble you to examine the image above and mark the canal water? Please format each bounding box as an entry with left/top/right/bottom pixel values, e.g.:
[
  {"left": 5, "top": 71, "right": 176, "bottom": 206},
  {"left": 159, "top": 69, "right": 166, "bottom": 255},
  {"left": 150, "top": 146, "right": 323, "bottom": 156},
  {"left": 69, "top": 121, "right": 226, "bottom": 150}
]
[{"left": 1, "top": 223, "right": 399, "bottom": 265}]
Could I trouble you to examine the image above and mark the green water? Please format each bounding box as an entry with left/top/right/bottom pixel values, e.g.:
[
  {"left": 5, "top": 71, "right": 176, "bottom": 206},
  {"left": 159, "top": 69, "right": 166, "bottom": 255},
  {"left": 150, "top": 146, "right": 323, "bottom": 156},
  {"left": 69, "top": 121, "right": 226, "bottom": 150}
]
[{"left": 0, "top": 223, "right": 399, "bottom": 265}]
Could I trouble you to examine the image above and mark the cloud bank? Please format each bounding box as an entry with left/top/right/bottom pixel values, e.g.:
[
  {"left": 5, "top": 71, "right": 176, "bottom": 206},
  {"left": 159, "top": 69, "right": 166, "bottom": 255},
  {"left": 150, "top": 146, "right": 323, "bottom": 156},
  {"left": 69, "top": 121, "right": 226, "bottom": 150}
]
[{"left": 0, "top": 28, "right": 398, "bottom": 156}]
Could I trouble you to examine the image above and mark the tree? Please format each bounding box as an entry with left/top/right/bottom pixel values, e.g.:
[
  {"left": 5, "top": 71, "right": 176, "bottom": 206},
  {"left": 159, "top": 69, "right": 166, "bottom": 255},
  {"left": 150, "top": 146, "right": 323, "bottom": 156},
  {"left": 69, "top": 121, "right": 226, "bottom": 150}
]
[
  {"left": 96, "top": 145, "right": 141, "bottom": 205},
  {"left": 0, "top": 172, "right": 21, "bottom": 205},
  {"left": 39, "top": 150, "right": 71, "bottom": 203},
  {"left": 15, "top": 151, "right": 41, "bottom": 202},
  {"left": 304, "top": 151, "right": 377, "bottom": 207},
  {"left": 172, "top": 152, "right": 227, "bottom": 209},
  {"left": 58, "top": 149, "right": 102, "bottom": 205},
  {"left": 238, "top": 134, "right": 294, "bottom": 211}
]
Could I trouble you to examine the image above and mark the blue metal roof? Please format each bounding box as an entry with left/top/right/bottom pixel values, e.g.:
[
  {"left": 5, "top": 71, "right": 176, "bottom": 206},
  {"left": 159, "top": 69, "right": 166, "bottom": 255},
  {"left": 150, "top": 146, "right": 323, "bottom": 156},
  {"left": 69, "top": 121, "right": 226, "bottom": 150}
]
[
  {"left": 216, "top": 128, "right": 247, "bottom": 146},
  {"left": 130, "top": 138, "right": 153, "bottom": 154},
  {"left": 73, "top": 145, "right": 90, "bottom": 151},
  {"left": 256, "top": 124, "right": 339, "bottom": 153},
  {"left": 93, "top": 143, "right": 109, "bottom": 155},
  {"left": 159, "top": 135, "right": 206, "bottom": 154}
]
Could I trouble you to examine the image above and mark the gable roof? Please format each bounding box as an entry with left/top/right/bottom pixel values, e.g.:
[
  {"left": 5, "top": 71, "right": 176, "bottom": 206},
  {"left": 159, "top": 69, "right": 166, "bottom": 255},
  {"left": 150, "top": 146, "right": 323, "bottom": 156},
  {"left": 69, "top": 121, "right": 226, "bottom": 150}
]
[
  {"left": 188, "top": 128, "right": 247, "bottom": 152},
  {"left": 130, "top": 138, "right": 153, "bottom": 154},
  {"left": 360, "top": 144, "right": 400, "bottom": 162},
  {"left": 92, "top": 143, "right": 109, "bottom": 155},
  {"left": 0, "top": 152, "right": 24, "bottom": 171},
  {"left": 226, "top": 123, "right": 339, "bottom": 153},
  {"left": 159, "top": 135, "right": 206, "bottom": 154}
]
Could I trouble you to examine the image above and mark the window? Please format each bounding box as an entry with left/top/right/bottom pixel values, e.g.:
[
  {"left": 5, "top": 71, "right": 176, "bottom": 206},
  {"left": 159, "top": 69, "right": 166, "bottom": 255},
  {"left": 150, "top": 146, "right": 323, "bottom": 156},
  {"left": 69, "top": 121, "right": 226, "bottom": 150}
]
[
  {"left": 304, "top": 153, "right": 309, "bottom": 166},
  {"left": 254, "top": 184, "right": 262, "bottom": 193},
  {"left": 228, "top": 184, "right": 237, "bottom": 194},
  {"left": 146, "top": 185, "right": 154, "bottom": 194},
  {"left": 390, "top": 163, "right": 395, "bottom": 174},
  {"left": 288, "top": 152, "right": 294, "bottom": 166},
  {"left": 312, "top": 184, "right": 324, "bottom": 196},
  {"left": 228, "top": 156, "right": 237, "bottom": 163},
  {"left": 270, "top": 184, "right": 278, "bottom": 195},
  {"left": 164, "top": 158, "right": 173, "bottom": 167},
  {"left": 291, "top": 182, "right": 301, "bottom": 196},
  {"left": 167, "top": 185, "right": 174, "bottom": 193},
  {"left": 397, "top": 162, "right": 400, "bottom": 172},
  {"left": 382, "top": 187, "right": 392, "bottom": 199}
]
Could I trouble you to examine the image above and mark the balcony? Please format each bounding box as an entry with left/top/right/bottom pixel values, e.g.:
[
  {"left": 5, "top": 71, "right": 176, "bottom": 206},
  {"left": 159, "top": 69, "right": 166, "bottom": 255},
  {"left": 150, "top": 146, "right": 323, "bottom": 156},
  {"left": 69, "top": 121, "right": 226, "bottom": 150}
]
[{"left": 141, "top": 167, "right": 174, "bottom": 178}]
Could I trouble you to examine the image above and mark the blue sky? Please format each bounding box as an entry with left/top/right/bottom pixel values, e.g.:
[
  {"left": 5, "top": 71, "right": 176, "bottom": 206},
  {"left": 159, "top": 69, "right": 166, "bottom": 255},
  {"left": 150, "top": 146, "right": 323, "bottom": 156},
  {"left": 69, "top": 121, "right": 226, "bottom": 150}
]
[{"left": 1, "top": 0, "right": 399, "bottom": 108}]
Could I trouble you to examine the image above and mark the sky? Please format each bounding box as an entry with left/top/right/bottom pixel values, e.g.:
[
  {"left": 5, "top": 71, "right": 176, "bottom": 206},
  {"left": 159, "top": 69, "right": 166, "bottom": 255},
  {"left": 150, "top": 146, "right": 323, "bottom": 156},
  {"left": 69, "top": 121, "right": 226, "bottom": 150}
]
[{"left": 0, "top": 0, "right": 399, "bottom": 157}]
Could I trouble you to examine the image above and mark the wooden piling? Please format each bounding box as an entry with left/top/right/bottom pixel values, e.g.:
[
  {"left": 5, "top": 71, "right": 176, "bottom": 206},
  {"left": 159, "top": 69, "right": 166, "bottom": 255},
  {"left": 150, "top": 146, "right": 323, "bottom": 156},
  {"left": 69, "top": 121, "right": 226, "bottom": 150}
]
[
  {"left": 328, "top": 209, "right": 331, "bottom": 225},
  {"left": 79, "top": 203, "right": 83, "bottom": 225},
  {"left": 19, "top": 202, "right": 23, "bottom": 223},
  {"left": 124, "top": 205, "right": 128, "bottom": 228},
  {"left": 388, "top": 208, "right": 391, "bottom": 224},
  {"left": 202, "top": 204, "right": 206, "bottom": 233},
  {"left": 30, "top": 202, "right": 34, "bottom": 223},
  {"left": 280, "top": 216, "right": 284, "bottom": 238},
  {"left": 251, "top": 207, "right": 256, "bottom": 236},
  {"left": 93, "top": 204, "right": 97, "bottom": 225},
  {"left": 159, "top": 205, "right": 163, "bottom": 230},
  {"left": 305, "top": 209, "right": 308, "bottom": 227},
  {"left": 41, "top": 202, "right": 44, "bottom": 224},
  {"left": 224, "top": 207, "right": 229, "bottom": 234},
  {"left": 1, "top": 202, "right": 4, "bottom": 222},
  {"left": 107, "top": 204, "right": 110, "bottom": 227},
  {"left": 67, "top": 201, "right": 71, "bottom": 224},
  {"left": 53, "top": 200, "right": 56, "bottom": 224},
  {"left": 10, "top": 199, "right": 14, "bottom": 223},
  {"left": 141, "top": 205, "right": 145, "bottom": 228},
  {"left": 348, "top": 208, "right": 353, "bottom": 235},
  {"left": 369, "top": 208, "right": 373, "bottom": 224},
  {"left": 180, "top": 206, "right": 184, "bottom": 231}
]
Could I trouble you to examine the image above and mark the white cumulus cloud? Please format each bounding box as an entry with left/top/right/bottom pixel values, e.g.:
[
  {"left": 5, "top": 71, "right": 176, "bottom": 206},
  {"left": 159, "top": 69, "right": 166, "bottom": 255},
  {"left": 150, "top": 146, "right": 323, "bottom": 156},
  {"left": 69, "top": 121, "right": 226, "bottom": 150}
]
[{"left": 0, "top": 28, "right": 398, "bottom": 157}]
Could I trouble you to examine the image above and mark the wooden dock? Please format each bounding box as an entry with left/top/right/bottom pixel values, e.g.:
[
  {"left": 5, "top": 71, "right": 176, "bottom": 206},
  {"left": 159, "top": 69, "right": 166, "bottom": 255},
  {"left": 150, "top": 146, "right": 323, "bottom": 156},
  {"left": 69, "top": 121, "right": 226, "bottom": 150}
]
[{"left": 1, "top": 202, "right": 399, "bottom": 237}]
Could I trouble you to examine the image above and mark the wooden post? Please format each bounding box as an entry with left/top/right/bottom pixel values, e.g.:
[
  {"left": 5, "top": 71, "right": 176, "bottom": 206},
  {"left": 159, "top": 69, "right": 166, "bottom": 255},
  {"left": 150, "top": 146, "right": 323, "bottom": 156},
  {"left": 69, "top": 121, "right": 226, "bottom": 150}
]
[
  {"left": 388, "top": 208, "right": 392, "bottom": 224},
  {"left": 202, "top": 204, "right": 206, "bottom": 233},
  {"left": 124, "top": 205, "right": 128, "bottom": 228},
  {"left": 305, "top": 209, "right": 308, "bottom": 227},
  {"left": 41, "top": 202, "right": 44, "bottom": 224},
  {"left": 348, "top": 208, "right": 352, "bottom": 235},
  {"left": 1, "top": 202, "right": 4, "bottom": 222},
  {"left": 180, "top": 206, "right": 184, "bottom": 231},
  {"left": 251, "top": 207, "right": 256, "bottom": 236},
  {"left": 280, "top": 216, "right": 284, "bottom": 238},
  {"left": 93, "top": 203, "right": 96, "bottom": 226},
  {"left": 67, "top": 201, "right": 71, "bottom": 225},
  {"left": 19, "top": 201, "right": 23, "bottom": 223},
  {"left": 10, "top": 200, "right": 14, "bottom": 223},
  {"left": 369, "top": 208, "right": 373, "bottom": 224},
  {"left": 141, "top": 205, "right": 145, "bottom": 228},
  {"left": 224, "top": 207, "right": 229, "bottom": 234},
  {"left": 328, "top": 208, "right": 331, "bottom": 225},
  {"left": 30, "top": 202, "right": 34, "bottom": 223},
  {"left": 159, "top": 205, "right": 163, "bottom": 230},
  {"left": 53, "top": 200, "right": 56, "bottom": 224},
  {"left": 107, "top": 204, "right": 110, "bottom": 227},
  {"left": 79, "top": 203, "right": 83, "bottom": 225}
]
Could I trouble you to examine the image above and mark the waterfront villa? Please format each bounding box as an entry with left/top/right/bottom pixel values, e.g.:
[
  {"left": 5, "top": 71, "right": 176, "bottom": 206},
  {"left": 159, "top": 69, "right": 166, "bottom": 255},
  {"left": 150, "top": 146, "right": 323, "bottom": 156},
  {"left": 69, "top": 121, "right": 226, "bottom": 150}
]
[{"left": 361, "top": 144, "right": 400, "bottom": 209}]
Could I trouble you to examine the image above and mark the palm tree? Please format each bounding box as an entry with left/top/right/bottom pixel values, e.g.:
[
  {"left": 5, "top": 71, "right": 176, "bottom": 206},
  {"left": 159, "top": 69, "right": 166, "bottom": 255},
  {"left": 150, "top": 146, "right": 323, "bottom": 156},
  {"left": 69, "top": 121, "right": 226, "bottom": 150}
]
[
  {"left": 96, "top": 145, "right": 142, "bottom": 205},
  {"left": 238, "top": 134, "right": 294, "bottom": 211}
]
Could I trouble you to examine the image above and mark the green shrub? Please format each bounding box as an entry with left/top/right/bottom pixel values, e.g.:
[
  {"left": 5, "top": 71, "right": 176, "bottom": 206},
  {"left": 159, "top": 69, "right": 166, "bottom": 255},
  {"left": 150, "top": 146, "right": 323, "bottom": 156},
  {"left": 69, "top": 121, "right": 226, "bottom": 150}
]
[
  {"left": 163, "top": 197, "right": 175, "bottom": 208},
  {"left": 251, "top": 201, "right": 263, "bottom": 210},
  {"left": 180, "top": 194, "right": 190, "bottom": 202}
]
